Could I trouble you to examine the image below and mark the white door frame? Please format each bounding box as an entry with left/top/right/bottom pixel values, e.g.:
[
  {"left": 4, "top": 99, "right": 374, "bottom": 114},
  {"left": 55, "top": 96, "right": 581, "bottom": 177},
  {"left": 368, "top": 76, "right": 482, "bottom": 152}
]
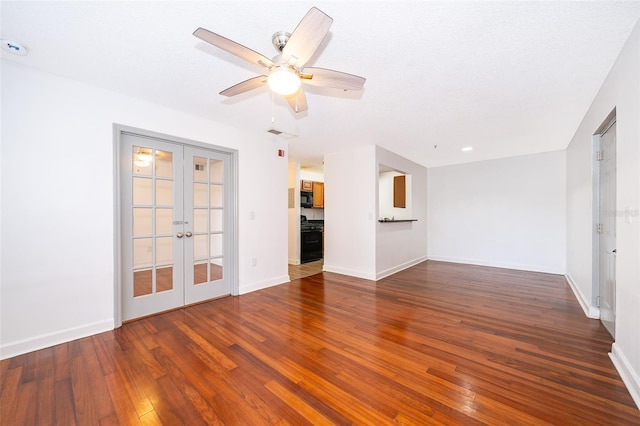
[
  {"left": 591, "top": 109, "right": 616, "bottom": 332},
  {"left": 113, "top": 124, "right": 239, "bottom": 328}
]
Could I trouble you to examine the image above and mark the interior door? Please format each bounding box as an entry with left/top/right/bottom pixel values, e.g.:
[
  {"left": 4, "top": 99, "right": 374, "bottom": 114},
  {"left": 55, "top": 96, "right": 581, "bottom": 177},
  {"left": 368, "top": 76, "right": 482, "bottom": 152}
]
[
  {"left": 184, "top": 146, "right": 231, "bottom": 304},
  {"left": 121, "top": 133, "right": 231, "bottom": 321},
  {"left": 598, "top": 119, "right": 616, "bottom": 338}
]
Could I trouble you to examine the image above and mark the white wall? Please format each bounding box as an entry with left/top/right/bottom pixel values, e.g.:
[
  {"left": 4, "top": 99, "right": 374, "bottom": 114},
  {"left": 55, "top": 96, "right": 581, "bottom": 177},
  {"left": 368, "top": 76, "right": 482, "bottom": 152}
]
[
  {"left": 323, "top": 145, "right": 377, "bottom": 280},
  {"left": 566, "top": 21, "right": 640, "bottom": 407},
  {"left": 376, "top": 147, "right": 428, "bottom": 279},
  {"left": 287, "top": 162, "right": 300, "bottom": 265},
  {"left": 378, "top": 171, "right": 412, "bottom": 220},
  {"left": 0, "top": 60, "right": 289, "bottom": 358},
  {"left": 300, "top": 168, "right": 324, "bottom": 182},
  {"left": 323, "top": 145, "right": 428, "bottom": 281},
  {"left": 428, "top": 150, "right": 566, "bottom": 274}
]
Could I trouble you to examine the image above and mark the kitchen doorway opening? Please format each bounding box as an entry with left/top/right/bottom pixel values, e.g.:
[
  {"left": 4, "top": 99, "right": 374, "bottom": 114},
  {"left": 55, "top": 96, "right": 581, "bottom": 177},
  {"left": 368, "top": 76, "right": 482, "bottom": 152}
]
[{"left": 288, "top": 163, "right": 325, "bottom": 280}]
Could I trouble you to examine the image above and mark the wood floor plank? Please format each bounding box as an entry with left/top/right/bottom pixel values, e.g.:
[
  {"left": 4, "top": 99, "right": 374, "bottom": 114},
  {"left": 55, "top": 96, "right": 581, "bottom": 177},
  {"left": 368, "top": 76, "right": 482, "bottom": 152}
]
[
  {"left": 264, "top": 380, "right": 334, "bottom": 426},
  {"left": 2, "top": 260, "right": 639, "bottom": 425},
  {"left": 103, "top": 372, "right": 143, "bottom": 426},
  {"left": 53, "top": 377, "right": 77, "bottom": 426},
  {"left": 173, "top": 319, "right": 238, "bottom": 371},
  {"left": 1, "top": 366, "right": 24, "bottom": 423},
  {"left": 12, "top": 378, "right": 38, "bottom": 425}
]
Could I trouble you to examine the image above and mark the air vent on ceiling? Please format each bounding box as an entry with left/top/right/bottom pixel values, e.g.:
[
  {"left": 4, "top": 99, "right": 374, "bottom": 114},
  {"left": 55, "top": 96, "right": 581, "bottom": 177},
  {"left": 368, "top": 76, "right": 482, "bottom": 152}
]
[{"left": 267, "top": 128, "right": 298, "bottom": 140}]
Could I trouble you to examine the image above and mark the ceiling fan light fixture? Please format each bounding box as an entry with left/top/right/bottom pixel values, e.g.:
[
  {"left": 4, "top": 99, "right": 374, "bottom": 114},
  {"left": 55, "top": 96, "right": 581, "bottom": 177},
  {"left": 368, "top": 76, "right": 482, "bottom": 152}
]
[{"left": 268, "top": 66, "right": 301, "bottom": 95}]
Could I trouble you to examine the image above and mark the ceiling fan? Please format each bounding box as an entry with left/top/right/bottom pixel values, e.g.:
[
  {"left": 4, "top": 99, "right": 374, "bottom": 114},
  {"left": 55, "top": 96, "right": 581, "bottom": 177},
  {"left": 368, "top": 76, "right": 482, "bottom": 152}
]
[{"left": 193, "top": 7, "right": 365, "bottom": 113}]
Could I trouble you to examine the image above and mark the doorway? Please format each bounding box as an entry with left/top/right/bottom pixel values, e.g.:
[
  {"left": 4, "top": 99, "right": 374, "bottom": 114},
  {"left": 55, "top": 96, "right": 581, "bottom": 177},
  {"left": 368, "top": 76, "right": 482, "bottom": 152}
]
[
  {"left": 596, "top": 115, "right": 616, "bottom": 338},
  {"left": 116, "top": 126, "right": 237, "bottom": 323}
]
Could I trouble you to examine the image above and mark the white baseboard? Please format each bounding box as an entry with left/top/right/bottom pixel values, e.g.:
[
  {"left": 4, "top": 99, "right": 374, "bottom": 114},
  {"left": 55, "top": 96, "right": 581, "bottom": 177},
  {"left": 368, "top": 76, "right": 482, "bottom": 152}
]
[
  {"left": 239, "top": 275, "right": 289, "bottom": 295},
  {"left": 427, "top": 255, "right": 564, "bottom": 275},
  {"left": 564, "top": 273, "right": 600, "bottom": 319},
  {"left": 610, "top": 342, "right": 640, "bottom": 410},
  {"left": 376, "top": 256, "right": 428, "bottom": 281},
  {"left": 322, "top": 264, "right": 376, "bottom": 281},
  {"left": 0, "top": 319, "right": 113, "bottom": 360}
]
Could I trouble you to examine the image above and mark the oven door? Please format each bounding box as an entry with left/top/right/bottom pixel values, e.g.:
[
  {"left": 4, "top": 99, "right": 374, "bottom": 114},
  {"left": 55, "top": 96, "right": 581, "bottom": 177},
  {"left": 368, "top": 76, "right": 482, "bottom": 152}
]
[{"left": 301, "top": 229, "right": 323, "bottom": 263}]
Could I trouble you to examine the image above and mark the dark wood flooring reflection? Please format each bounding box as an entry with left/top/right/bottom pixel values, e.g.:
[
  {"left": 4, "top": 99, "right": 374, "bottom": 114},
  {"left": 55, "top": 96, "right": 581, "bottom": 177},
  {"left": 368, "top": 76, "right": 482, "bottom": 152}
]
[{"left": 2, "top": 261, "right": 639, "bottom": 424}]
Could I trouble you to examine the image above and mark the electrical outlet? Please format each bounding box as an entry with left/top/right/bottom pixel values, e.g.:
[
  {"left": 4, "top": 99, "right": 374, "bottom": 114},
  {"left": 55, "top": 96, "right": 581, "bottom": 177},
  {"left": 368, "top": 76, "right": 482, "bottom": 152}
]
[{"left": 251, "top": 258, "right": 257, "bottom": 267}]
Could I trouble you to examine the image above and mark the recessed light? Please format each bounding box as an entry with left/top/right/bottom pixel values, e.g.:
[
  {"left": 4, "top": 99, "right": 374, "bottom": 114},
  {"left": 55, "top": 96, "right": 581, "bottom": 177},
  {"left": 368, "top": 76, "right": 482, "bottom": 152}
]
[
  {"left": 462, "top": 147, "right": 473, "bottom": 152},
  {"left": 1, "top": 39, "right": 28, "bottom": 56}
]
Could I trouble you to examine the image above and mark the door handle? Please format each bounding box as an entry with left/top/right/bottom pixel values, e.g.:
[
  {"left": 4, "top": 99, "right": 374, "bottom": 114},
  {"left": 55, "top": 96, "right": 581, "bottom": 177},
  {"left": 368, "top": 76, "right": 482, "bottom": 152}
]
[
  {"left": 176, "top": 232, "right": 184, "bottom": 238},
  {"left": 185, "top": 231, "right": 193, "bottom": 238}
]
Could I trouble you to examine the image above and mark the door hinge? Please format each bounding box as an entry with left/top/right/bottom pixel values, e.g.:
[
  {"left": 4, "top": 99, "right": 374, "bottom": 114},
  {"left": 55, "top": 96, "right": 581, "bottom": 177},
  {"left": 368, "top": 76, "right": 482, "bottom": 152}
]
[
  {"left": 596, "top": 151, "right": 604, "bottom": 161},
  {"left": 597, "top": 223, "right": 604, "bottom": 234},
  {"left": 596, "top": 296, "right": 601, "bottom": 307}
]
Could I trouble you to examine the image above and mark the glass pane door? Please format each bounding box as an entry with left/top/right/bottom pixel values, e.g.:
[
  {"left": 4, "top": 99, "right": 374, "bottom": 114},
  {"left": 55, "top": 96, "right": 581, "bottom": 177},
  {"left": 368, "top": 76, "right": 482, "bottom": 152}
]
[
  {"left": 184, "top": 146, "right": 230, "bottom": 304},
  {"left": 121, "top": 134, "right": 184, "bottom": 321},
  {"left": 120, "top": 132, "right": 232, "bottom": 321}
]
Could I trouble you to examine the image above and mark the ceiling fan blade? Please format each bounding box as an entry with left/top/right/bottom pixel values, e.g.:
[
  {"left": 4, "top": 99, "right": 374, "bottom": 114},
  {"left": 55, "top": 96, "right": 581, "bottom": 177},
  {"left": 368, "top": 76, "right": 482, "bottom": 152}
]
[
  {"left": 194, "top": 27, "right": 274, "bottom": 69},
  {"left": 219, "top": 75, "right": 268, "bottom": 97},
  {"left": 285, "top": 88, "right": 308, "bottom": 113},
  {"left": 300, "top": 67, "right": 366, "bottom": 91},
  {"left": 282, "top": 7, "right": 333, "bottom": 69}
]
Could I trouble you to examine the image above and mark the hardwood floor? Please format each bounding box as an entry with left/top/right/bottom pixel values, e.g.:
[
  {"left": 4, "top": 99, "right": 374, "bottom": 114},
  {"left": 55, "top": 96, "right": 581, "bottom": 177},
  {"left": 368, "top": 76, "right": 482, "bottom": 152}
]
[
  {"left": 288, "top": 259, "right": 323, "bottom": 280},
  {"left": 2, "top": 261, "right": 639, "bottom": 425}
]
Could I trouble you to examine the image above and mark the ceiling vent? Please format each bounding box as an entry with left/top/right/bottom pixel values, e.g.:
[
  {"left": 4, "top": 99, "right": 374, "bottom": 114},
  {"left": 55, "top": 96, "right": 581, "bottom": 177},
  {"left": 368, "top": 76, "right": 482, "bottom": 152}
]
[{"left": 267, "top": 128, "right": 298, "bottom": 140}]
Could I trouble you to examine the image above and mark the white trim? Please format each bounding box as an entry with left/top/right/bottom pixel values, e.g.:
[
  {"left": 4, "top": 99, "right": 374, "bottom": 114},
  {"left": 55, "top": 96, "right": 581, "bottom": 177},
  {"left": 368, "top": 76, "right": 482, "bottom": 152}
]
[
  {"left": 610, "top": 342, "right": 640, "bottom": 410},
  {"left": 376, "top": 256, "right": 428, "bottom": 281},
  {"left": 239, "top": 276, "right": 290, "bottom": 295},
  {"left": 565, "top": 273, "right": 600, "bottom": 319},
  {"left": 426, "top": 255, "right": 564, "bottom": 275},
  {"left": 0, "top": 319, "right": 113, "bottom": 360},
  {"left": 113, "top": 124, "right": 123, "bottom": 327},
  {"left": 322, "top": 265, "right": 377, "bottom": 281}
]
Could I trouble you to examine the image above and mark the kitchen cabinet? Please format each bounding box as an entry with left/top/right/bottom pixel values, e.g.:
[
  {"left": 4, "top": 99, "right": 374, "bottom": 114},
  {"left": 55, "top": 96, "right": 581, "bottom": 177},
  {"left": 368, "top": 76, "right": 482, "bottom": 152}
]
[
  {"left": 301, "top": 180, "right": 313, "bottom": 191},
  {"left": 312, "top": 182, "right": 324, "bottom": 208},
  {"left": 393, "top": 175, "right": 406, "bottom": 208}
]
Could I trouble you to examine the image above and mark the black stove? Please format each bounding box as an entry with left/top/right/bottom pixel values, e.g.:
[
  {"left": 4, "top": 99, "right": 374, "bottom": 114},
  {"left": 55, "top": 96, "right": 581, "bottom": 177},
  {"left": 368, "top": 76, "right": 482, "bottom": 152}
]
[
  {"left": 300, "top": 216, "right": 323, "bottom": 263},
  {"left": 300, "top": 215, "right": 323, "bottom": 232}
]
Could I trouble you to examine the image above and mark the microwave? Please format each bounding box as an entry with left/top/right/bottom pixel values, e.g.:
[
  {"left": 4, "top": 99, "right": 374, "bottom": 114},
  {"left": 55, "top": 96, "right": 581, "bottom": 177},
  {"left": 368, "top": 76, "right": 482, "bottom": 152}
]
[{"left": 300, "top": 191, "right": 313, "bottom": 208}]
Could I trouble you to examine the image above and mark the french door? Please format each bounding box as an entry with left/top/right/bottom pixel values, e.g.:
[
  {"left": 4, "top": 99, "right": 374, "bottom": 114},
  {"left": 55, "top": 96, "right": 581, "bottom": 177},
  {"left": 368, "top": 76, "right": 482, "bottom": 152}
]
[{"left": 120, "top": 131, "right": 233, "bottom": 321}]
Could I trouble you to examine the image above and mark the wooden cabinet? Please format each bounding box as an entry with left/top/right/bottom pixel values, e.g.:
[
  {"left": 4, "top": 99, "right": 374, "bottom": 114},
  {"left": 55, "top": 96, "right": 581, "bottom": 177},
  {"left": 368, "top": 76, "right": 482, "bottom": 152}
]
[
  {"left": 301, "top": 180, "right": 324, "bottom": 208},
  {"left": 312, "top": 182, "right": 324, "bottom": 208},
  {"left": 393, "top": 175, "right": 406, "bottom": 208}
]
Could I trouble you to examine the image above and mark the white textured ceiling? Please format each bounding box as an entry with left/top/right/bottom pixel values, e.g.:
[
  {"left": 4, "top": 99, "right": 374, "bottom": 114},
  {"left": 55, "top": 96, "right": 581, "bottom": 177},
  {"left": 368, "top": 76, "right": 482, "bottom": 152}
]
[{"left": 3, "top": 1, "right": 640, "bottom": 167}]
